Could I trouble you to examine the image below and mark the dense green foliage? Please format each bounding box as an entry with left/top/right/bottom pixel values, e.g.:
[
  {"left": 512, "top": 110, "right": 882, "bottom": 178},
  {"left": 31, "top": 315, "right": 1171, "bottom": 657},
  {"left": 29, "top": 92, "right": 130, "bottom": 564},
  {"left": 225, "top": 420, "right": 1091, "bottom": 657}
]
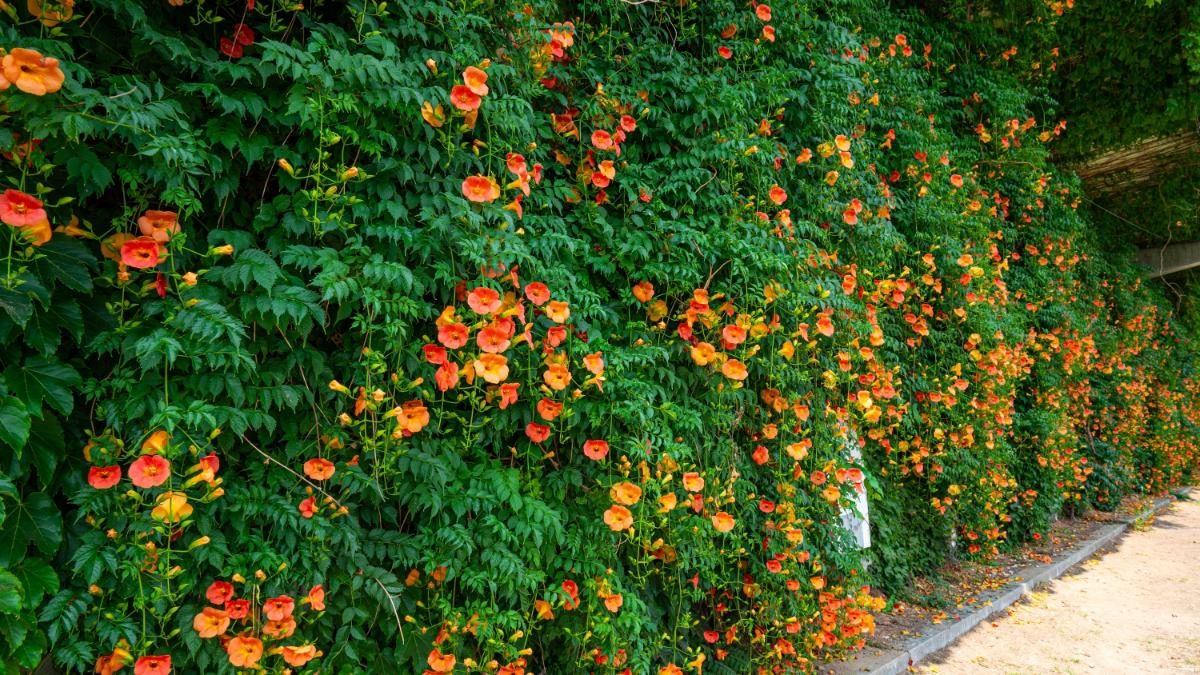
[{"left": 0, "top": 1, "right": 1196, "bottom": 674}]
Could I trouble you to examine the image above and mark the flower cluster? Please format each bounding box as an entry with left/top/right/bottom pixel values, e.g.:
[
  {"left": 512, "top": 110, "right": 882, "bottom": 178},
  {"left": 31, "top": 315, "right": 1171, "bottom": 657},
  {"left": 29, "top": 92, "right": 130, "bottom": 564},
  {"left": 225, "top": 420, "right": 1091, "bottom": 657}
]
[{"left": 191, "top": 578, "right": 324, "bottom": 669}]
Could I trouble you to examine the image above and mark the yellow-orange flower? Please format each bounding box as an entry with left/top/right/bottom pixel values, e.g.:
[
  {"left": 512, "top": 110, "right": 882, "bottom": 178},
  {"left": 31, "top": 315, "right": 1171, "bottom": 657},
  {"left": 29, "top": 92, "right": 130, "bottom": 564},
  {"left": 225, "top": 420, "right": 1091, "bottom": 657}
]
[
  {"left": 227, "top": 635, "right": 264, "bottom": 668},
  {"left": 137, "top": 210, "right": 180, "bottom": 243},
  {"left": 786, "top": 441, "right": 810, "bottom": 460},
  {"left": 544, "top": 300, "right": 571, "bottom": 323},
  {"left": 583, "top": 351, "right": 605, "bottom": 375},
  {"left": 427, "top": 648, "right": 456, "bottom": 673},
  {"left": 142, "top": 429, "right": 170, "bottom": 454},
  {"left": 150, "top": 491, "right": 192, "bottom": 523},
  {"left": 721, "top": 359, "right": 748, "bottom": 381},
  {"left": 192, "top": 607, "right": 230, "bottom": 639},
  {"left": 690, "top": 342, "right": 717, "bottom": 366},
  {"left": 421, "top": 101, "right": 446, "bottom": 128},
  {"left": 603, "top": 504, "right": 633, "bottom": 531},
  {"left": 273, "top": 643, "right": 323, "bottom": 667},
  {"left": 658, "top": 492, "right": 677, "bottom": 512},
  {"left": 682, "top": 472, "right": 705, "bottom": 492},
  {"left": 303, "top": 457, "right": 335, "bottom": 481},
  {"left": 262, "top": 615, "right": 297, "bottom": 638},
  {"left": 543, "top": 363, "right": 570, "bottom": 390},
  {"left": 609, "top": 481, "right": 642, "bottom": 506},
  {"left": 1, "top": 48, "right": 65, "bottom": 96},
  {"left": 604, "top": 593, "right": 623, "bottom": 612},
  {"left": 462, "top": 175, "right": 500, "bottom": 203},
  {"left": 403, "top": 400, "right": 433, "bottom": 433},
  {"left": 711, "top": 511, "right": 735, "bottom": 532},
  {"left": 28, "top": 0, "right": 75, "bottom": 26},
  {"left": 462, "top": 66, "right": 489, "bottom": 96},
  {"left": 94, "top": 646, "right": 131, "bottom": 675},
  {"left": 474, "top": 354, "right": 510, "bottom": 384},
  {"left": 13, "top": 218, "right": 51, "bottom": 246}
]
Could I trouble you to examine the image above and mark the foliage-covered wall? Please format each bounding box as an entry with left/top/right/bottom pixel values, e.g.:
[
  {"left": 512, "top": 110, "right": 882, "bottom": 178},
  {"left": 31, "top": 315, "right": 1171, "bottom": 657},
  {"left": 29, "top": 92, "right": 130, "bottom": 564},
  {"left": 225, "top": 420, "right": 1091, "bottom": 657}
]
[{"left": 0, "top": 1, "right": 1196, "bottom": 674}]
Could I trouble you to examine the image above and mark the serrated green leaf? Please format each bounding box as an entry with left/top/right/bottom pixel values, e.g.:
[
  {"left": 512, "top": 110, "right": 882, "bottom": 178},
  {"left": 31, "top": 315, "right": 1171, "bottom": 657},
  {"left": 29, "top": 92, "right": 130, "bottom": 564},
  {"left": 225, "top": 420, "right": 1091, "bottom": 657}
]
[
  {"left": 0, "top": 286, "right": 32, "bottom": 327},
  {"left": 26, "top": 415, "right": 63, "bottom": 488},
  {"left": 0, "top": 397, "right": 30, "bottom": 454},
  {"left": 0, "top": 568, "right": 23, "bottom": 614},
  {"left": 32, "top": 238, "right": 96, "bottom": 294},
  {"left": 12, "top": 558, "right": 56, "bottom": 608},
  {"left": 0, "top": 492, "right": 62, "bottom": 567},
  {"left": 3, "top": 357, "right": 81, "bottom": 417}
]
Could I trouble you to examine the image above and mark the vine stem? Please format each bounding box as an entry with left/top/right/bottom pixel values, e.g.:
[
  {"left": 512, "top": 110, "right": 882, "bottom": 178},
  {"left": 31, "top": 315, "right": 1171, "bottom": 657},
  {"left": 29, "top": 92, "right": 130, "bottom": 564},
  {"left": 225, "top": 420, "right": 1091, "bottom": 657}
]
[
  {"left": 239, "top": 434, "right": 343, "bottom": 506},
  {"left": 373, "top": 577, "right": 406, "bottom": 643}
]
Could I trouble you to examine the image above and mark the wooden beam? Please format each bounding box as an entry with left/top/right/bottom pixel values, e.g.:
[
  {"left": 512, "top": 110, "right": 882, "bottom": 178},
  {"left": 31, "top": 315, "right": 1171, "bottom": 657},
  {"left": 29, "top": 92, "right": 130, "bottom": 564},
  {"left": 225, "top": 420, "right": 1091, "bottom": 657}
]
[
  {"left": 1076, "top": 131, "right": 1200, "bottom": 195},
  {"left": 1138, "top": 241, "right": 1200, "bottom": 278}
]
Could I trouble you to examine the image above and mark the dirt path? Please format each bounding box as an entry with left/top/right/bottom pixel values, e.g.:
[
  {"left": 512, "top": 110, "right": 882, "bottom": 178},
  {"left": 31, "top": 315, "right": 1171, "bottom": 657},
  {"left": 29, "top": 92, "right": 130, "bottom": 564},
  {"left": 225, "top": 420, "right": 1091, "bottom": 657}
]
[{"left": 917, "top": 498, "right": 1200, "bottom": 675}]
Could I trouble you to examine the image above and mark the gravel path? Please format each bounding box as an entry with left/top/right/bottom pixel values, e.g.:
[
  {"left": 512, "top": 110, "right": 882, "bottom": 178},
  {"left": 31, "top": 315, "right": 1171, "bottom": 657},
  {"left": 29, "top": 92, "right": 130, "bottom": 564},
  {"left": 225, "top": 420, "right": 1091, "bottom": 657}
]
[{"left": 917, "top": 498, "right": 1200, "bottom": 674}]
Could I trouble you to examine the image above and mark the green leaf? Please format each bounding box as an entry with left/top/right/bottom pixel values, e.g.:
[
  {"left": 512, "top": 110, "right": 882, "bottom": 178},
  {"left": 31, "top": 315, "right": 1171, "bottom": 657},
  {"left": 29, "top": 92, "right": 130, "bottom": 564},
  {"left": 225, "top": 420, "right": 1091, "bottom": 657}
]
[
  {"left": 0, "top": 612, "right": 30, "bottom": 653},
  {"left": 31, "top": 238, "right": 97, "bottom": 294},
  {"left": 21, "top": 297, "right": 83, "bottom": 354},
  {"left": 27, "top": 415, "right": 63, "bottom": 487},
  {"left": 0, "top": 397, "right": 30, "bottom": 454},
  {"left": 0, "top": 286, "right": 32, "bottom": 327},
  {"left": 0, "top": 568, "right": 23, "bottom": 614},
  {"left": 3, "top": 357, "right": 82, "bottom": 417},
  {"left": 13, "top": 558, "right": 57, "bottom": 607},
  {"left": 0, "top": 492, "right": 62, "bottom": 567},
  {"left": 8, "top": 624, "right": 45, "bottom": 668}
]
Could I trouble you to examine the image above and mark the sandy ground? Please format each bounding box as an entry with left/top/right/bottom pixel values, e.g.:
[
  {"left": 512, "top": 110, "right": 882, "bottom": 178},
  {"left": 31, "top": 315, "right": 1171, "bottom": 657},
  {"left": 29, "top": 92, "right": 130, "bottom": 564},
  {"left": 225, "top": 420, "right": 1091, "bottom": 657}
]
[{"left": 917, "top": 498, "right": 1200, "bottom": 675}]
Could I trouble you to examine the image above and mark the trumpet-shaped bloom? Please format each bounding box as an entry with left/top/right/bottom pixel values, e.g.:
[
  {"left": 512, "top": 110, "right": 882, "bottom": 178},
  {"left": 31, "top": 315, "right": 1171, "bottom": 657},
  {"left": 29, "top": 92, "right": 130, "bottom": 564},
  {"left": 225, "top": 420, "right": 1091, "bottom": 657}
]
[
  {"left": 449, "top": 85, "right": 481, "bottom": 111},
  {"left": 0, "top": 189, "right": 46, "bottom": 227},
  {"left": 88, "top": 465, "right": 121, "bottom": 489},
  {"left": 151, "top": 491, "right": 192, "bottom": 523},
  {"left": 303, "top": 458, "right": 335, "bottom": 481},
  {"left": 137, "top": 210, "right": 180, "bottom": 243},
  {"left": 129, "top": 455, "right": 170, "bottom": 488},
  {"left": 583, "top": 439, "right": 609, "bottom": 461},
  {"left": 226, "top": 635, "right": 263, "bottom": 668},
  {"left": 1, "top": 48, "right": 65, "bottom": 95},
  {"left": 206, "top": 580, "right": 234, "bottom": 605},
  {"left": 462, "top": 66, "right": 489, "bottom": 96},
  {"left": 133, "top": 655, "right": 170, "bottom": 675},
  {"left": 192, "top": 607, "right": 230, "bottom": 639},
  {"left": 121, "top": 236, "right": 163, "bottom": 269},
  {"left": 603, "top": 505, "right": 633, "bottom": 531}
]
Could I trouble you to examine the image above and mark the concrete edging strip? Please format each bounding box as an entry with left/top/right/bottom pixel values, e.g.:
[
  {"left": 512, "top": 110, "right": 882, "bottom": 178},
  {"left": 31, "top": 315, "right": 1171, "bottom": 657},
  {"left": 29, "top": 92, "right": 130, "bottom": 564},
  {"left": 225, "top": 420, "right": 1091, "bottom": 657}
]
[{"left": 835, "top": 488, "right": 1192, "bottom": 675}]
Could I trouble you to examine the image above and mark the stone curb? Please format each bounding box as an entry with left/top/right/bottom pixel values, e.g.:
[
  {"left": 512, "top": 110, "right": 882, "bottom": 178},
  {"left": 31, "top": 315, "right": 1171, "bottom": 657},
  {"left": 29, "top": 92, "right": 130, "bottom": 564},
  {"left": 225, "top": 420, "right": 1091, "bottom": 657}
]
[{"left": 826, "top": 487, "right": 1193, "bottom": 675}]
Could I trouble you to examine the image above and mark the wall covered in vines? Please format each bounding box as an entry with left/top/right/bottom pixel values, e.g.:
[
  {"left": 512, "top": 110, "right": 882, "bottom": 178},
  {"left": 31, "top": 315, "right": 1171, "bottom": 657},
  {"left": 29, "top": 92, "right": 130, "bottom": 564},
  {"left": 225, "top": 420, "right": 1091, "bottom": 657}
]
[{"left": 0, "top": 1, "right": 1196, "bottom": 674}]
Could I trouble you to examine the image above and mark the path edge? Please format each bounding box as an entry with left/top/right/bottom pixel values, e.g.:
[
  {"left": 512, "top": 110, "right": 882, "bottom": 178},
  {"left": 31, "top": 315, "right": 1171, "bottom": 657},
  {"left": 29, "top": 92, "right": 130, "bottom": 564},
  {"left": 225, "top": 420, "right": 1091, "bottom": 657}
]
[{"left": 834, "top": 486, "right": 1193, "bottom": 675}]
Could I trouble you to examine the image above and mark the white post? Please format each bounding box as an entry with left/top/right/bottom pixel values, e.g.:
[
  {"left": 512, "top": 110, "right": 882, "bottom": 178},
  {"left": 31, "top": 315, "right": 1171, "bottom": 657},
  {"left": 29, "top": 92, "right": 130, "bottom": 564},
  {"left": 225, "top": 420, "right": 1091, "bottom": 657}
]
[{"left": 840, "top": 432, "right": 871, "bottom": 549}]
